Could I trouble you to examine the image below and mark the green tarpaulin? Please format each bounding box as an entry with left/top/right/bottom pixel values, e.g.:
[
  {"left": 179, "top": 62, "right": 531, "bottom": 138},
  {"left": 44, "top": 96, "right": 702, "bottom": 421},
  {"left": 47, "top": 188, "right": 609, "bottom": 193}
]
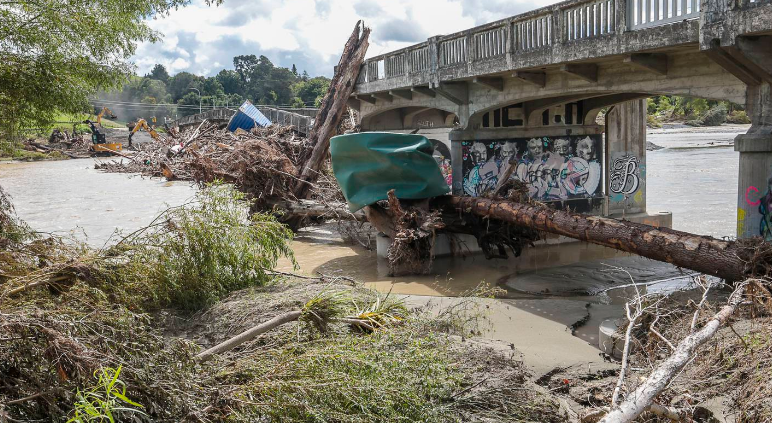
[{"left": 330, "top": 132, "right": 450, "bottom": 212}]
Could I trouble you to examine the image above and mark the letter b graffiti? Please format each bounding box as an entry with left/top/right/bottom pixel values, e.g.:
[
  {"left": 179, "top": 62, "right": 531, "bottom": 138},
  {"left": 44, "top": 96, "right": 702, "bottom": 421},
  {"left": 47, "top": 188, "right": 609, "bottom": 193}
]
[{"left": 610, "top": 155, "right": 640, "bottom": 195}]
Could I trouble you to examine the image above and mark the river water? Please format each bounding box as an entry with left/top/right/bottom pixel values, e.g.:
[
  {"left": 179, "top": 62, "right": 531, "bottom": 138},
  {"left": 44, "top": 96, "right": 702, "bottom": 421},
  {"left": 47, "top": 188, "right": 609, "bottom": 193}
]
[{"left": 0, "top": 125, "right": 743, "bottom": 365}]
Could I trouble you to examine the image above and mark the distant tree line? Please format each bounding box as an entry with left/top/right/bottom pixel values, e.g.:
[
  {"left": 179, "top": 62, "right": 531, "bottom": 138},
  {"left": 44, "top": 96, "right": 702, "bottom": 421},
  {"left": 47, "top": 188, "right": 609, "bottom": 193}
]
[
  {"left": 646, "top": 95, "right": 750, "bottom": 127},
  {"left": 97, "top": 55, "right": 331, "bottom": 123}
]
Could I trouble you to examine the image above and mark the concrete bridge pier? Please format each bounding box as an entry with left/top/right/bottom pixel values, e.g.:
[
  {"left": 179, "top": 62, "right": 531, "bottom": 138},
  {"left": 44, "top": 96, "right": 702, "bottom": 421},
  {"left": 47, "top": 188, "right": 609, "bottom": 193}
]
[{"left": 737, "top": 83, "right": 772, "bottom": 239}]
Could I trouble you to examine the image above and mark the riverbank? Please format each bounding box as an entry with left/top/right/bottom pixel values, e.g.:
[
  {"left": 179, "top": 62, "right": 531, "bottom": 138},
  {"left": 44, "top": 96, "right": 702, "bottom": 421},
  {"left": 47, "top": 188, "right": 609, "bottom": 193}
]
[{"left": 0, "top": 184, "right": 572, "bottom": 422}]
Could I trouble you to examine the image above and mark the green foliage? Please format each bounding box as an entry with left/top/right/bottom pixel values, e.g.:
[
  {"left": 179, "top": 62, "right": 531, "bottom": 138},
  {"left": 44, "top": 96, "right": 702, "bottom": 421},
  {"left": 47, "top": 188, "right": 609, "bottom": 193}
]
[
  {"left": 727, "top": 110, "right": 752, "bottom": 124},
  {"left": 217, "top": 69, "right": 243, "bottom": 95},
  {"left": 147, "top": 64, "right": 170, "bottom": 83},
  {"left": 292, "top": 76, "right": 332, "bottom": 108},
  {"left": 0, "top": 185, "right": 34, "bottom": 248},
  {"left": 119, "top": 183, "right": 296, "bottom": 310},
  {"left": 67, "top": 366, "right": 146, "bottom": 423}
]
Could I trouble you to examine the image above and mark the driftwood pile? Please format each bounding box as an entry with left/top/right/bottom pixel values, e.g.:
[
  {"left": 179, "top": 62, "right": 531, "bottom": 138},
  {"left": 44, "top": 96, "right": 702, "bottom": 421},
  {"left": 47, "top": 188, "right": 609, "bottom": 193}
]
[{"left": 96, "top": 124, "right": 317, "bottom": 206}]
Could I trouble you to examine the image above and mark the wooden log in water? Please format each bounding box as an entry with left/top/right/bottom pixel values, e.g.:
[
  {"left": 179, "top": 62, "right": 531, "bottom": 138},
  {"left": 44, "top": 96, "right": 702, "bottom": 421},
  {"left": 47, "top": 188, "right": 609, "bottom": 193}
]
[{"left": 441, "top": 196, "right": 749, "bottom": 281}]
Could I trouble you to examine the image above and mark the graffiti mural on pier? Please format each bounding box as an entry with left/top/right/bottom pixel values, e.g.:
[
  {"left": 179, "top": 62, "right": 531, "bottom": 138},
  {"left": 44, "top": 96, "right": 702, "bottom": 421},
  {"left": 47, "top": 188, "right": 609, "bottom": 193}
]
[
  {"left": 461, "top": 135, "right": 603, "bottom": 200},
  {"left": 429, "top": 139, "right": 452, "bottom": 189}
]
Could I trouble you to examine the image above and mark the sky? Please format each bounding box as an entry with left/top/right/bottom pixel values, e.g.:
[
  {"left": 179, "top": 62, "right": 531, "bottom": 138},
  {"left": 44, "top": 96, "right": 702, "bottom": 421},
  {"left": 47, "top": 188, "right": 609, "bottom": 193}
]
[{"left": 133, "top": 0, "right": 561, "bottom": 78}]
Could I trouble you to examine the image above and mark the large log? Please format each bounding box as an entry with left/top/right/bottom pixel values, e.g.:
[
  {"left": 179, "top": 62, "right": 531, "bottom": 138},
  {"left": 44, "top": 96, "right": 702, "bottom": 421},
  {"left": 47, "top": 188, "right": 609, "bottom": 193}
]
[
  {"left": 440, "top": 196, "right": 750, "bottom": 281},
  {"left": 294, "top": 21, "right": 370, "bottom": 200}
]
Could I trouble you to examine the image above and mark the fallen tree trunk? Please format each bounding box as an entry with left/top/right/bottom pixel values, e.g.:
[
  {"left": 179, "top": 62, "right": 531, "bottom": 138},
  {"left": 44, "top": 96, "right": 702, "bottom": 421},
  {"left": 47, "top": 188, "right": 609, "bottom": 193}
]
[
  {"left": 294, "top": 21, "right": 370, "bottom": 200},
  {"left": 438, "top": 196, "right": 752, "bottom": 281}
]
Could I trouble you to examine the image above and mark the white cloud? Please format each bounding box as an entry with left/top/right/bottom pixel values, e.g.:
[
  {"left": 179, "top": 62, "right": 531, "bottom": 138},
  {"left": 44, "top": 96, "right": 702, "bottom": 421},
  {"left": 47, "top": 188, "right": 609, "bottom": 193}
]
[{"left": 133, "top": 0, "right": 563, "bottom": 77}]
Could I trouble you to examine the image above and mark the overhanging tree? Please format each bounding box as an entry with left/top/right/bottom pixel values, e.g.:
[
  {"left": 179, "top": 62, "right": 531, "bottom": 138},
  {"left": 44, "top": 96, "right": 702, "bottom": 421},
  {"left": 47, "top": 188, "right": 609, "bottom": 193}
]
[{"left": 0, "top": 0, "right": 221, "bottom": 145}]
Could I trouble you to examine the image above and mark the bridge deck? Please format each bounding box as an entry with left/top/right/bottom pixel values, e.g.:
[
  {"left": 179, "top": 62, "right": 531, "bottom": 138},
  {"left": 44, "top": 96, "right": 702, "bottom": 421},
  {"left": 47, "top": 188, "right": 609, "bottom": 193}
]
[{"left": 352, "top": 0, "right": 771, "bottom": 96}]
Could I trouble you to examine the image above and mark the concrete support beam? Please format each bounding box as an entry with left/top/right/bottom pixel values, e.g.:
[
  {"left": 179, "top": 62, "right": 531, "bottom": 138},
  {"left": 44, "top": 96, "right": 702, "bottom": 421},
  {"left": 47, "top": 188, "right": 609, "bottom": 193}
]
[
  {"left": 581, "top": 93, "right": 650, "bottom": 125},
  {"left": 728, "top": 36, "right": 772, "bottom": 85},
  {"left": 347, "top": 98, "right": 361, "bottom": 111},
  {"left": 523, "top": 94, "right": 599, "bottom": 124},
  {"left": 704, "top": 39, "right": 762, "bottom": 86},
  {"left": 373, "top": 92, "right": 393, "bottom": 103},
  {"left": 472, "top": 77, "right": 504, "bottom": 92},
  {"left": 560, "top": 64, "right": 598, "bottom": 83},
  {"left": 623, "top": 53, "right": 668, "bottom": 76},
  {"left": 411, "top": 86, "right": 436, "bottom": 98},
  {"left": 513, "top": 71, "right": 546, "bottom": 88},
  {"left": 433, "top": 83, "right": 468, "bottom": 106},
  {"left": 390, "top": 89, "right": 413, "bottom": 100},
  {"left": 355, "top": 94, "right": 377, "bottom": 105}
]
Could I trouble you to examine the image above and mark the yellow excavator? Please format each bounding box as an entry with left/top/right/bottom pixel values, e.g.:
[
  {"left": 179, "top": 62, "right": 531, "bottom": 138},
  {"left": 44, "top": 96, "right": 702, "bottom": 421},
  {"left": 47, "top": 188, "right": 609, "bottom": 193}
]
[
  {"left": 84, "top": 107, "right": 122, "bottom": 154},
  {"left": 84, "top": 119, "right": 123, "bottom": 154},
  {"left": 128, "top": 118, "right": 161, "bottom": 148},
  {"left": 95, "top": 107, "right": 116, "bottom": 127}
]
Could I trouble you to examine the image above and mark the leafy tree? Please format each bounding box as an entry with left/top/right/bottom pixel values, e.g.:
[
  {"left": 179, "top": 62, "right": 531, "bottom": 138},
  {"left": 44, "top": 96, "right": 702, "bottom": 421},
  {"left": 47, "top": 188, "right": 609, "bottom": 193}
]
[
  {"left": 292, "top": 76, "right": 331, "bottom": 107},
  {"left": 148, "top": 64, "right": 170, "bottom": 83},
  {"left": 292, "top": 64, "right": 298, "bottom": 76},
  {"left": 0, "top": 0, "right": 220, "bottom": 145},
  {"left": 216, "top": 70, "right": 242, "bottom": 95},
  {"left": 234, "top": 55, "right": 259, "bottom": 82},
  {"left": 202, "top": 77, "right": 224, "bottom": 97},
  {"left": 177, "top": 92, "right": 203, "bottom": 117},
  {"left": 167, "top": 72, "right": 204, "bottom": 102}
]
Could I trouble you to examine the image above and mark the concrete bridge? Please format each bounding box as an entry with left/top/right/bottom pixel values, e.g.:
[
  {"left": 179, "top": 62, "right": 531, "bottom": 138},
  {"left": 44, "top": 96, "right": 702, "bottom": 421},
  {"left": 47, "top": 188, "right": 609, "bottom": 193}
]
[
  {"left": 172, "top": 106, "right": 318, "bottom": 135},
  {"left": 350, "top": 0, "right": 772, "bottom": 239}
]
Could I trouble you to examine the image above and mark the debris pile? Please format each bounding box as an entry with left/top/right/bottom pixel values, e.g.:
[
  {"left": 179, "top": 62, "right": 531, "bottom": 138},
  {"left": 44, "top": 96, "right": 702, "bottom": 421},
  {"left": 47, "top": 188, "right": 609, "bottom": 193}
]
[{"left": 95, "top": 123, "right": 348, "bottom": 211}]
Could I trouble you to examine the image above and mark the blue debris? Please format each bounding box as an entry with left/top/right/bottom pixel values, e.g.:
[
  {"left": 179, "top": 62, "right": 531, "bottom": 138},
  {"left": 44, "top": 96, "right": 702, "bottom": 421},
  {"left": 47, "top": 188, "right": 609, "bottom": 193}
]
[{"left": 227, "top": 100, "right": 272, "bottom": 132}]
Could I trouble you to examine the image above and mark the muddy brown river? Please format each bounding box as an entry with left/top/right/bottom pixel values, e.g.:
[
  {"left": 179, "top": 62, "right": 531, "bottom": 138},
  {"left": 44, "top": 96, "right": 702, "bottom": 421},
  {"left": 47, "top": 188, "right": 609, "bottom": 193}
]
[{"left": 0, "top": 125, "right": 744, "bottom": 373}]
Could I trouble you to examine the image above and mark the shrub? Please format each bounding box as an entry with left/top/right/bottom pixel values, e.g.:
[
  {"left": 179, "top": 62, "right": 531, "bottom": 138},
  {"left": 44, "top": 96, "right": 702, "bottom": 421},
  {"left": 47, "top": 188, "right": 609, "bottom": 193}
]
[
  {"left": 727, "top": 110, "right": 752, "bottom": 124},
  {"left": 118, "top": 183, "right": 296, "bottom": 310},
  {"left": 700, "top": 104, "right": 728, "bottom": 126}
]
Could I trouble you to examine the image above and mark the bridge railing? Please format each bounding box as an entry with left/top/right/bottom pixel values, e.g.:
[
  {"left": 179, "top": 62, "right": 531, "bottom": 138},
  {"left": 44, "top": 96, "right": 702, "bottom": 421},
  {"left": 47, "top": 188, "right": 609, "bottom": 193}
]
[
  {"left": 354, "top": 0, "right": 715, "bottom": 88},
  {"left": 627, "top": 0, "right": 699, "bottom": 30}
]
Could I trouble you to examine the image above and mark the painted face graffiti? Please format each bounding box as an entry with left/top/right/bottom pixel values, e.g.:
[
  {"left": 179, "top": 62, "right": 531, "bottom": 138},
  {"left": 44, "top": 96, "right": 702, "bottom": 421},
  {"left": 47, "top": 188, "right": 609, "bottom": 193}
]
[
  {"left": 526, "top": 138, "right": 544, "bottom": 160},
  {"left": 430, "top": 140, "right": 453, "bottom": 189},
  {"left": 471, "top": 142, "right": 487, "bottom": 164},
  {"left": 553, "top": 138, "right": 571, "bottom": 156},
  {"left": 500, "top": 141, "right": 518, "bottom": 164},
  {"left": 461, "top": 136, "right": 602, "bottom": 200},
  {"left": 576, "top": 137, "right": 596, "bottom": 161}
]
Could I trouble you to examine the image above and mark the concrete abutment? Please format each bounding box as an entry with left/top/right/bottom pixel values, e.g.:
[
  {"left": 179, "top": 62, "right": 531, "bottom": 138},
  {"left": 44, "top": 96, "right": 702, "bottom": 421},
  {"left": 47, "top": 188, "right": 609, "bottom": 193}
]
[{"left": 736, "top": 83, "right": 772, "bottom": 239}]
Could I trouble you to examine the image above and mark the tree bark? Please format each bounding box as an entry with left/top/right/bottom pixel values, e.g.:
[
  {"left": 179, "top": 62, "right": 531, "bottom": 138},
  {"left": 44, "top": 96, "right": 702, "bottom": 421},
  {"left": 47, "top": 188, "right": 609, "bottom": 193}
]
[
  {"left": 294, "top": 21, "right": 370, "bottom": 200},
  {"left": 440, "top": 196, "right": 750, "bottom": 281}
]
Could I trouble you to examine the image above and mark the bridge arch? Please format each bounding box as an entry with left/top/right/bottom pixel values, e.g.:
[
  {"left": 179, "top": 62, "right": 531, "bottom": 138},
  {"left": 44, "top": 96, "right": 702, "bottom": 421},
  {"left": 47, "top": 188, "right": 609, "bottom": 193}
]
[{"left": 360, "top": 105, "right": 459, "bottom": 131}]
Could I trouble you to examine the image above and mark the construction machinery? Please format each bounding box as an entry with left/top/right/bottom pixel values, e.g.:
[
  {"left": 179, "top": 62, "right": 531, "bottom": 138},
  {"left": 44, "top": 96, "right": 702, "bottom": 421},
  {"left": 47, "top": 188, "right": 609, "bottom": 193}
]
[
  {"left": 83, "top": 120, "right": 122, "bottom": 154},
  {"left": 128, "top": 118, "right": 161, "bottom": 147},
  {"left": 95, "top": 107, "right": 117, "bottom": 127}
]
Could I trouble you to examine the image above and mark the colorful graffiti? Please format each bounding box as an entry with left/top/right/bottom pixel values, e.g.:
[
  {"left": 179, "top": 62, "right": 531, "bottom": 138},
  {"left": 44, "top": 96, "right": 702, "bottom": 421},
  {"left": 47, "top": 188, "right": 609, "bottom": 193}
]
[
  {"left": 759, "top": 178, "right": 772, "bottom": 240},
  {"left": 429, "top": 139, "right": 452, "bottom": 189},
  {"left": 461, "top": 136, "right": 603, "bottom": 200}
]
